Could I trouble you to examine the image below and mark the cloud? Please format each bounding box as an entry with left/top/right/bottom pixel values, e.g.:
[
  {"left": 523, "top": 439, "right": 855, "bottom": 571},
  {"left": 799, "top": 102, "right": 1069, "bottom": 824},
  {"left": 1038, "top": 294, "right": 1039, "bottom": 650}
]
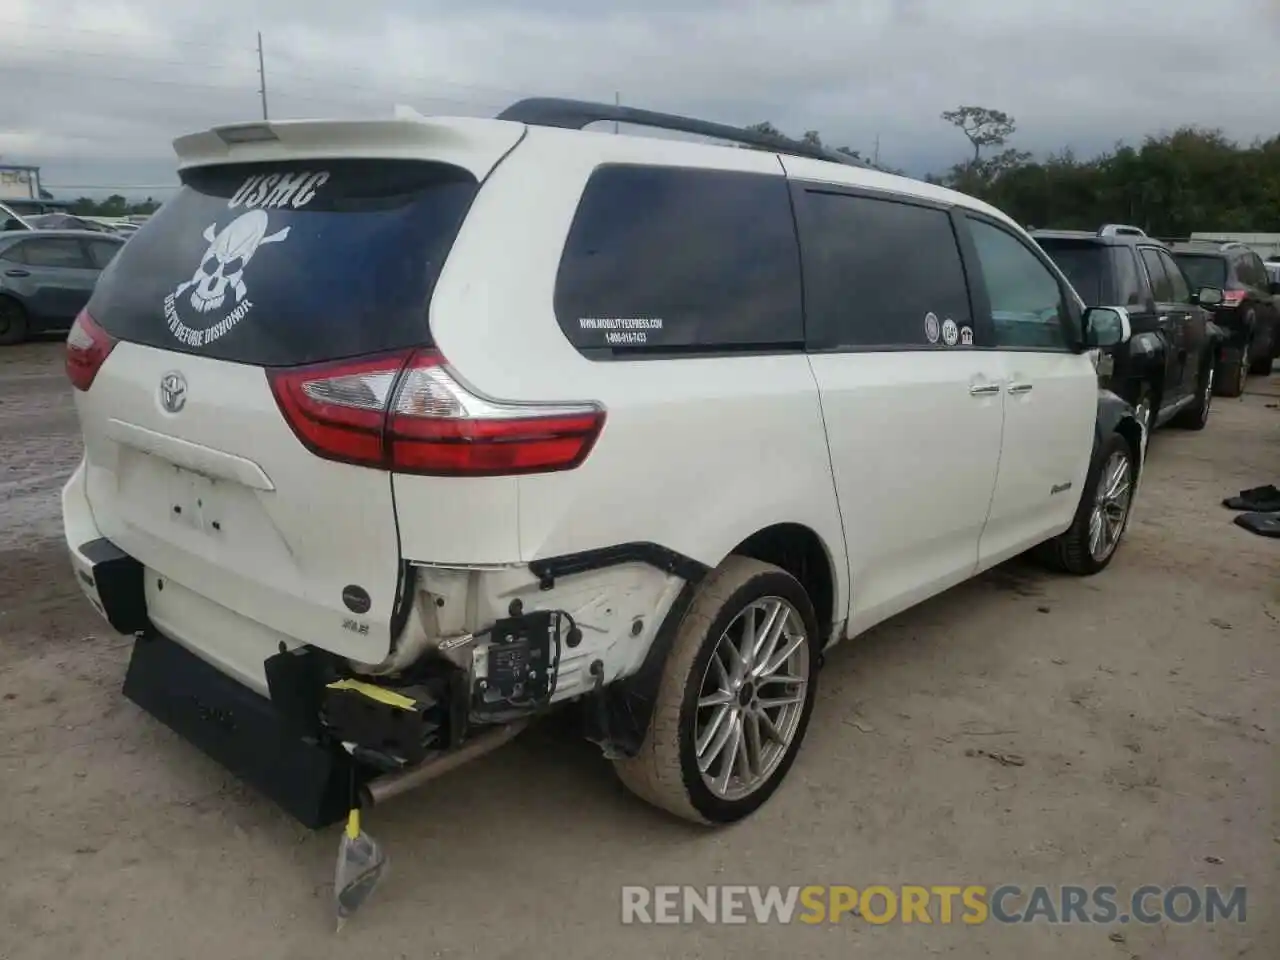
[{"left": 1, "top": 0, "right": 1278, "bottom": 198}]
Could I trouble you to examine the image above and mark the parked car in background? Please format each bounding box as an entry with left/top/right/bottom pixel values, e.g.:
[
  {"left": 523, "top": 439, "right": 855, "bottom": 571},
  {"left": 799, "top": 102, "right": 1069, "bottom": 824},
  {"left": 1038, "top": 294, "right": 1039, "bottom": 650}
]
[
  {"left": 0, "top": 230, "right": 125, "bottom": 344},
  {"left": 1170, "top": 241, "right": 1280, "bottom": 388},
  {"left": 0, "top": 201, "right": 32, "bottom": 232},
  {"left": 1032, "top": 224, "right": 1222, "bottom": 438},
  {"left": 26, "top": 213, "right": 116, "bottom": 234}
]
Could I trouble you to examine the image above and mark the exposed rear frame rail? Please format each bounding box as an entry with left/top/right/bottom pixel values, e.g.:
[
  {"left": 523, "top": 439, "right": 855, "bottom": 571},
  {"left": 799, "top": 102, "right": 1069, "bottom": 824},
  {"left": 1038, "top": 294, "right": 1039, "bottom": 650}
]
[{"left": 497, "top": 97, "right": 865, "bottom": 169}]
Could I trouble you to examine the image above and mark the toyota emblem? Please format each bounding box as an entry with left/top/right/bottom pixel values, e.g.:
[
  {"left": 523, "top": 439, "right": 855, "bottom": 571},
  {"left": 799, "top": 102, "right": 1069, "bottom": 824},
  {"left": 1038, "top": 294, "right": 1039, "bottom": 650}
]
[{"left": 159, "top": 372, "right": 188, "bottom": 413}]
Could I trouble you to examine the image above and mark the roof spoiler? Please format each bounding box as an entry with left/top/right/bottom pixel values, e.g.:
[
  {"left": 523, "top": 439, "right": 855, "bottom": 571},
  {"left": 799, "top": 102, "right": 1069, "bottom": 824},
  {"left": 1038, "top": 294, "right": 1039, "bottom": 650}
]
[{"left": 171, "top": 113, "right": 526, "bottom": 180}]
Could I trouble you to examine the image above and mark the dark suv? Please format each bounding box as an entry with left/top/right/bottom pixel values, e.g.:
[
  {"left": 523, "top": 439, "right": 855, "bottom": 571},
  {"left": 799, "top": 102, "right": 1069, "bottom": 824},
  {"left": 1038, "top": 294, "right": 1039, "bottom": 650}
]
[
  {"left": 1169, "top": 240, "right": 1279, "bottom": 393},
  {"left": 1032, "top": 224, "right": 1223, "bottom": 438}
]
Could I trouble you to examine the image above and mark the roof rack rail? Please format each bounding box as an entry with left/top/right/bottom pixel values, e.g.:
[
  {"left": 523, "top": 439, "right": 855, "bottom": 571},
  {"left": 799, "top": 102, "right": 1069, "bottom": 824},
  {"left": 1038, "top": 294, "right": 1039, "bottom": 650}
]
[
  {"left": 1098, "top": 223, "right": 1147, "bottom": 238},
  {"left": 1181, "top": 237, "right": 1248, "bottom": 250},
  {"left": 496, "top": 97, "right": 865, "bottom": 169}
]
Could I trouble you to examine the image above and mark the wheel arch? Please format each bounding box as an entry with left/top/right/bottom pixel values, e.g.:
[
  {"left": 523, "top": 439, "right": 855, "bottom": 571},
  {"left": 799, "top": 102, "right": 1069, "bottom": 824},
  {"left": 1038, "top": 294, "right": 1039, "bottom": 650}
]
[
  {"left": 728, "top": 522, "right": 839, "bottom": 644},
  {"left": 0, "top": 292, "right": 29, "bottom": 345},
  {"left": 1095, "top": 389, "right": 1144, "bottom": 481},
  {"left": 0, "top": 291, "right": 29, "bottom": 314},
  {"left": 585, "top": 520, "right": 845, "bottom": 759}
]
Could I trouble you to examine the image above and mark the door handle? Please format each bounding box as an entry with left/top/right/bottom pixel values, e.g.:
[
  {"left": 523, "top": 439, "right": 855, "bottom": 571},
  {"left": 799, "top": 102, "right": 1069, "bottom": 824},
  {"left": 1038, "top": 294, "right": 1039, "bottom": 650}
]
[
  {"left": 4, "top": 268, "right": 30, "bottom": 278},
  {"left": 969, "top": 383, "right": 1001, "bottom": 396},
  {"left": 1007, "top": 382, "right": 1034, "bottom": 395}
]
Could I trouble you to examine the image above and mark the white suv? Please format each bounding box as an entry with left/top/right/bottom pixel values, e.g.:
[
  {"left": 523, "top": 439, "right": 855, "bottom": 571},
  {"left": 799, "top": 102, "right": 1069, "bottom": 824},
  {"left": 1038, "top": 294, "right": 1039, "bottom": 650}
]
[{"left": 61, "top": 98, "right": 1144, "bottom": 828}]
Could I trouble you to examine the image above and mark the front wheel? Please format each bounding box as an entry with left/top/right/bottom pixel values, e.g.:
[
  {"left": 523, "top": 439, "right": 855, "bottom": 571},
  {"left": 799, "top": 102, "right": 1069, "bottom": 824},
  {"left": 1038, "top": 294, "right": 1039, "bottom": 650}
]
[
  {"left": 1039, "top": 433, "right": 1137, "bottom": 576},
  {"left": 613, "top": 556, "right": 820, "bottom": 825},
  {"left": 0, "top": 296, "right": 27, "bottom": 346}
]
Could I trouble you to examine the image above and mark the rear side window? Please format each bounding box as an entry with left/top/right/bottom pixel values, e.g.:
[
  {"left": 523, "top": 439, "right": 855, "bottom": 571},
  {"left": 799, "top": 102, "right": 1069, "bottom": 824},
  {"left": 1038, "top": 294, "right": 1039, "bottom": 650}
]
[
  {"left": 1113, "top": 247, "right": 1145, "bottom": 306},
  {"left": 1173, "top": 253, "right": 1227, "bottom": 290},
  {"left": 87, "top": 239, "right": 123, "bottom": 269},
  {"left": 1139, "top": 248, "right": 1174, "bottom": 301},
  {"left": 1034, "top": 238, "right": 1108, "bottom": 305},
  {"left": 1239, "top": 252, "right": 1267, "bottom": 287},
  {"left": 798, "top": 191, "right": 971, "bottom": 349},
  {"left": 554, "top": 165, "right": 803, "bottom": 355},
  {"left": 88, "top": 159, "right": 478, "bottom": 366},
  {"left": 24, "top": 238, "right": 91, "bottom": 268},
  {"left": 1158, "top": 250, "right": 1190, "bottom": 302},
  {"left": 1232, "top": 254, "right": 1248, "bottom": 285}
]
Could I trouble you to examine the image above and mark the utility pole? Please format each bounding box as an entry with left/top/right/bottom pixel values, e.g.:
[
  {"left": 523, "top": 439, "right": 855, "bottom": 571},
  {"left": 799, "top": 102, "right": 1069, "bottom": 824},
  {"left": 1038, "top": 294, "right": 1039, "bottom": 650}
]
[
  {"left": 614, "top": 91, "right": 620, "bottom": 134},
  {"left": 257, "top": 32, "right": 269, "bottom": 120},
  {"left": 873, "top": 134, "right": 880, "bottom": 168}
]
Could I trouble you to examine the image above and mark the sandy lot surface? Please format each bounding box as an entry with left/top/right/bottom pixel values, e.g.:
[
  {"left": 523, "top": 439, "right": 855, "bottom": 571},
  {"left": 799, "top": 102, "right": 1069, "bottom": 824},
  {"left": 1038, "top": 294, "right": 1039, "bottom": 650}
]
[{"left": 0, "top": 340, "right": 1275, "bottom": 960}]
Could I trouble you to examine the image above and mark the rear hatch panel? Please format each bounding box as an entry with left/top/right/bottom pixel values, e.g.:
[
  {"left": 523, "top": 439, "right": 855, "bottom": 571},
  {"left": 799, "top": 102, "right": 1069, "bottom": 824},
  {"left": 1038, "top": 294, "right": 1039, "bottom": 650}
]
[
  {"left": 75, "top": 124, "right": 523, "bottom": 681},
  {"left": 81, "top": 341, "right": 405, "bottom": 672}
]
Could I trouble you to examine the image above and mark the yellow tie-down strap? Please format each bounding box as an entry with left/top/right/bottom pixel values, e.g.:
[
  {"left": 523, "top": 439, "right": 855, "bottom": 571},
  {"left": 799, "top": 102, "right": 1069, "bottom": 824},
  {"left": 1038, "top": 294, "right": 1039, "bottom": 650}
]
[{"left": 325, "top": 678, "right": 417, "bottom": 711}]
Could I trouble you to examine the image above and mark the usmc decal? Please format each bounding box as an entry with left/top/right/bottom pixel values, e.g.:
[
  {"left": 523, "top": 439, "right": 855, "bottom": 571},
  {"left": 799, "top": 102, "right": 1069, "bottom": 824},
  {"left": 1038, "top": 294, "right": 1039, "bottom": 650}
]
[{"left": 162, "top": 170, "right": 329, "bottom": 348}]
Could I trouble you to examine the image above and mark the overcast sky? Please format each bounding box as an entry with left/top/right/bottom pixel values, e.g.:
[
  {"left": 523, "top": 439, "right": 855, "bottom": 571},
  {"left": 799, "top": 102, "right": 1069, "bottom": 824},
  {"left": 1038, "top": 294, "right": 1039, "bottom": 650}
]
[{"left": 2, "top": 0, "right": 1279, "bottom": 199}]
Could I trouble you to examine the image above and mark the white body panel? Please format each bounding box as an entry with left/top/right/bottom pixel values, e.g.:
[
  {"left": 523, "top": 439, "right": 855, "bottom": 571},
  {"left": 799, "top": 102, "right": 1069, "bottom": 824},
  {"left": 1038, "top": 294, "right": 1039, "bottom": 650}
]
[
  {"left": 414, "top": 129, "right": 848, "bottom": 602},
  {"left": 978, "top": 351, "right": 1099, "bottom": 569},
  {"left": 809, "top": 352, "right": 1005, "bottom": 637},
  {"left": 73, "top": 342, "right": 402, "bottom": 672}
]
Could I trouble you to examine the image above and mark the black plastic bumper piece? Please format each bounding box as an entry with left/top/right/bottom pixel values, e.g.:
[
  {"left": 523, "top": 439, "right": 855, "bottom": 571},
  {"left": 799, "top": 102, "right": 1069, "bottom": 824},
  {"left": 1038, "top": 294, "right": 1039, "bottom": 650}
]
[
  {"left": 79, "top": 538, "right": 149, "bottom": 635},
  {"left": 528, "top": 541, "right": 709, "bottom": 591},
  {"left": 124, "top": 632, "right": 354, "bottom": 829}
]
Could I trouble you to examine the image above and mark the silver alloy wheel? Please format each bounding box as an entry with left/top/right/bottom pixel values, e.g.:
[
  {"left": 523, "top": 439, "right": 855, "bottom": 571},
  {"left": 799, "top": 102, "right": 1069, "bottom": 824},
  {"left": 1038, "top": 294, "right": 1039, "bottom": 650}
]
[
  {"left": 694, "top": 596, "right": 810, "bottom": 801},
  {"left": 1088, "top": 449, "right": 1134, "bottom": 562}
]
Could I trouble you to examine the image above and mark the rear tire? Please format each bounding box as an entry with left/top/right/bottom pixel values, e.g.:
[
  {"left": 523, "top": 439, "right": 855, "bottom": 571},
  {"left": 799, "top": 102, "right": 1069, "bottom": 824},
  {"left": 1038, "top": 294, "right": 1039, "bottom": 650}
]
[
  {"left": 612, "top": 556, "right": 820, "bottom": 825},
  {"left": 1251, "top": 336, "right": 1275, "bottom": 376},
  {"left": 1039, "top": 433, "right": 1137, "bottom": 576},
  {"left": 1217, "top": 342, "right": 1248, "bottom": 398},
  {"left": 0, "top": 296, "right": 27, "bottom": 346},
  {"left": 1173, "top": 357, "right": 1213, "bottom": 430}
]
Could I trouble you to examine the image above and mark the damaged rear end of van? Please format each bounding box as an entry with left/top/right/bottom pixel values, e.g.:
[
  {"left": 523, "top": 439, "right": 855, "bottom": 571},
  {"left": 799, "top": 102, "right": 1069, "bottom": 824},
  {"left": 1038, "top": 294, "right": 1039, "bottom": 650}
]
[{"left": 59, "top": 116, "right": 639, "bottom": 827}]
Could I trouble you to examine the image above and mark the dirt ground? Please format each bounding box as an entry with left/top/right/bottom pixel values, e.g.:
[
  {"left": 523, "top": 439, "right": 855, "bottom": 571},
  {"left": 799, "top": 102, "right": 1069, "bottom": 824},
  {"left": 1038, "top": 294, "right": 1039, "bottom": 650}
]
[{"left": 0, "top": 340, "right": 1275, "bottom": 960}]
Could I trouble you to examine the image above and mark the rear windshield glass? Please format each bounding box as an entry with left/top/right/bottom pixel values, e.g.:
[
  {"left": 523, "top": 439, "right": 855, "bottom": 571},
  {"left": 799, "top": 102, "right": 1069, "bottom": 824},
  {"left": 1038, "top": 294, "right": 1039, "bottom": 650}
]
[
  {"left": 1172, "top": 254, "right": 1227, "bottom": 290},
  {"left": 1033, "top": 239, "right": 1108, "bottom": 305},
  {"left": 88, "top": 159, "right": 478, "bottom": 366}
]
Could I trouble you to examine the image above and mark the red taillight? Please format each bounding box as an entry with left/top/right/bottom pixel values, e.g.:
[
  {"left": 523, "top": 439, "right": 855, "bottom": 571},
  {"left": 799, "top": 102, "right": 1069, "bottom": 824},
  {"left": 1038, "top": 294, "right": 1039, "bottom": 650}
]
[
  {"left": 1222, "top": 289, "right": 1247, "bottom": 306},
  {"left": 65, "top": 309, "right": 117, "bottom": 391},
  {"left": 268, "top": 349, "right": 605, "bottom": 476}
]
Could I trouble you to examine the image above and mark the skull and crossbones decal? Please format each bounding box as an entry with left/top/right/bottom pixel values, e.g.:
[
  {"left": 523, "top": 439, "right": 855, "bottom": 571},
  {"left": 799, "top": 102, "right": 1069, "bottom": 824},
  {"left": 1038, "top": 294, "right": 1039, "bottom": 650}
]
[{"left": 174, "top": 210, "right": 290, "bottom": 314}]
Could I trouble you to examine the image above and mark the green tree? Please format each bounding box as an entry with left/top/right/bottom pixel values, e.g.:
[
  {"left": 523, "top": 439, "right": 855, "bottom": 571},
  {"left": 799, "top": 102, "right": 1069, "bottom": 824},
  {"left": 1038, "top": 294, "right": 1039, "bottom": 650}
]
[
  {"left": 941, "top": 106, "right": 1018, "bottom": 164},
  {"left": 951, "top": 126, "right": 1280, "bottom": 236},
  {"left": 98, "top": 194, "right": 129, "bottom": 217}
]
